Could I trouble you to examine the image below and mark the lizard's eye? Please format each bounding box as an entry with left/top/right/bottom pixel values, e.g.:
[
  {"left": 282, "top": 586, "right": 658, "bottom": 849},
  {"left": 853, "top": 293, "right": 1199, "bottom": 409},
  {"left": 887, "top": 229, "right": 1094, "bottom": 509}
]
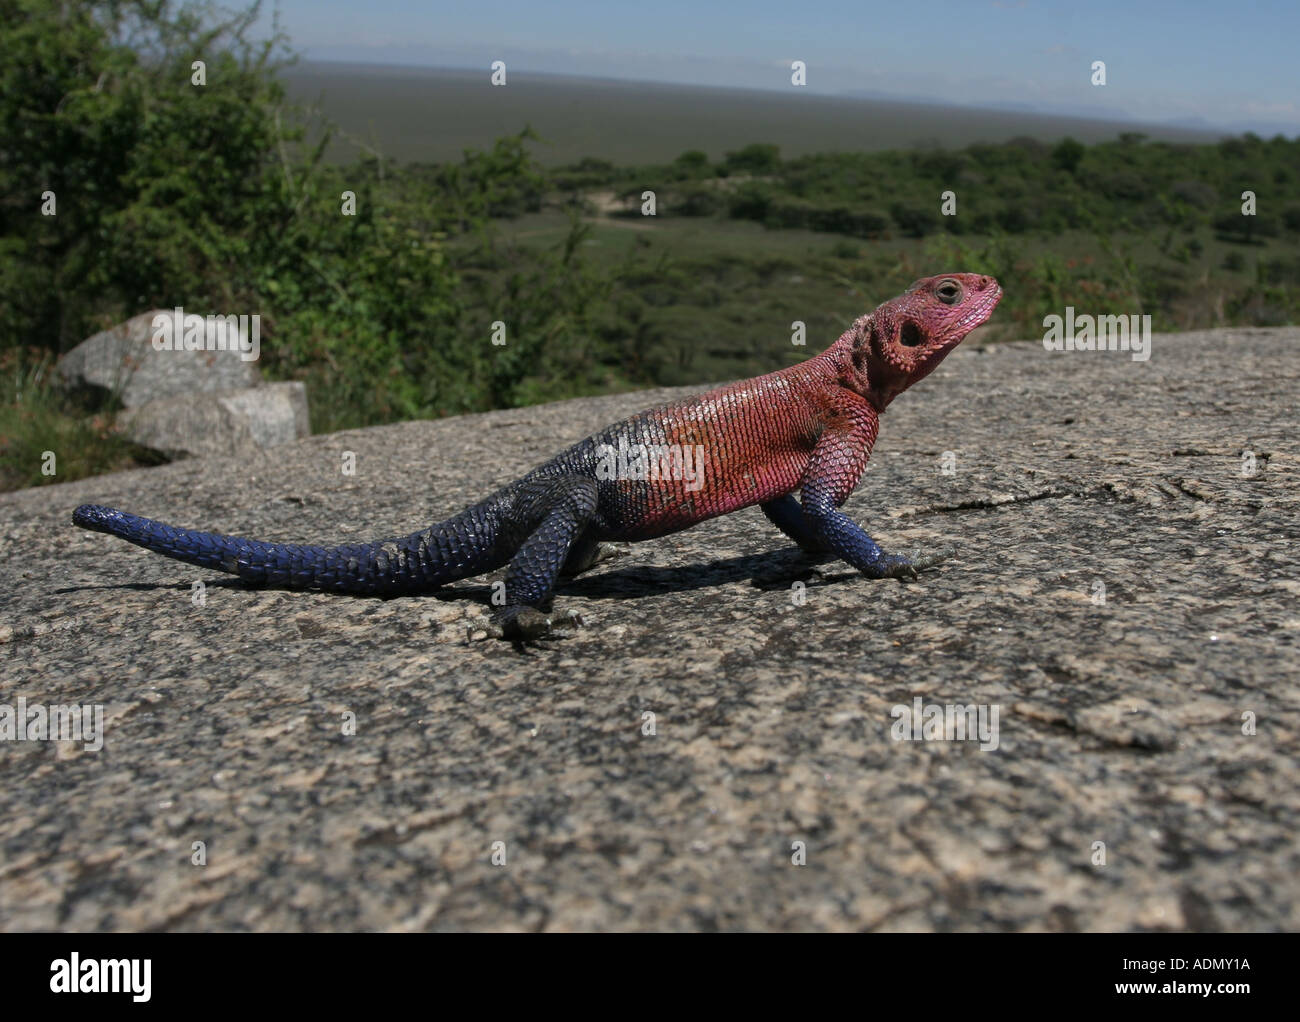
[{"left": 936, "top": 279, "right": 962, "bottom": 305}]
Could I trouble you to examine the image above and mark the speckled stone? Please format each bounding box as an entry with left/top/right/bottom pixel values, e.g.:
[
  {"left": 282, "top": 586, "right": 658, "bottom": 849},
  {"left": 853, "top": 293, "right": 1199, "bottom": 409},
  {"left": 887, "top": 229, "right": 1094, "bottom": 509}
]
[
  {"left": 117, "top": 381, "right": 311, "bottom": 459},
  {"left": 56, "top": 310, "right": 260, "bottom": 407},
  {"left": 1, "top": 327, "right": 1297, "bottom": 931}
]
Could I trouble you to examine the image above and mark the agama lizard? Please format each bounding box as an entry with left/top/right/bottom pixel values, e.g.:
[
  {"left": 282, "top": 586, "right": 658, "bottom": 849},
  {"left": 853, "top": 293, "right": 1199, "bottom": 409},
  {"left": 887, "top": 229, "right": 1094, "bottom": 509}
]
[{"left": 74, "top": 273, "right": 1001, "bottom": 639}]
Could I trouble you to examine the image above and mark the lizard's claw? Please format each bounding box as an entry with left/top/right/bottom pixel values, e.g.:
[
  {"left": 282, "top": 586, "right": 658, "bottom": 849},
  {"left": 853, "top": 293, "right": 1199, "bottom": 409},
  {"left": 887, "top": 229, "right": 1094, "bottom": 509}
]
[
  {"left": 903, "top": 544, "right": 957, "bottom": 573},
  {"left": 860, "top": 545, "right": 956, "bottom": 580},
  {"left": 471, "top": 606, "right": 585, "bottom": 642}
]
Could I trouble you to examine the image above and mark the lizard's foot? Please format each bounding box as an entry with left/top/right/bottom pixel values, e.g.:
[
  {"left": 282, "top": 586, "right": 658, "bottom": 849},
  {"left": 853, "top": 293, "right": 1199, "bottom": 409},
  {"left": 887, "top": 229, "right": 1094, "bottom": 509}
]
[
  {"left": 587, "top": 542, "right": 632, "bottom": 568},
  {"left": 473, "top": 606, "right": 585, "bottom": 642},
  {"left": 860, "top": 545, "right": 957, "bottom": 580},
  {"left": 561, "top": 541, "right": 633, "bottom": 578},
  {"left": 564, "top": 540, "right": 634, "bottom": 572}
]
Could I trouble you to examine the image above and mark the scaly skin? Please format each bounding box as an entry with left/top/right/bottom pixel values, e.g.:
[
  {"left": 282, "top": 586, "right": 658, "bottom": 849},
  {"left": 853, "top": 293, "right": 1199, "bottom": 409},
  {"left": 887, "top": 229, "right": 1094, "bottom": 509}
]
[{"left": 73, "top": 273, "right": 1002, "bottom": 639}]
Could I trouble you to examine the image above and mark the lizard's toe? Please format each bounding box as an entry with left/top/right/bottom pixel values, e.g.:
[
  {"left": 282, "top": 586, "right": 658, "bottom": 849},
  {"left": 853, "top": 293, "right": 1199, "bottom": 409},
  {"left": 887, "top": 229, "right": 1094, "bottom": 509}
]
[
  {"left": 860, "top": 545, "right": 955, "bottom": 580},
  {"left": 859, "top": 554, "right": 911, "bottom": 580},
  {"left": 549, "top": 608, "right": 585, "bottom": 634},
  {"left": 591, "top": 542, "right": 632, "bottom": 565},
  {"left": 477, "top": 605, "right": 584, "bottom": 642},
  {"left": 909, "top": 544, "right": 957, "bottom": 571}
]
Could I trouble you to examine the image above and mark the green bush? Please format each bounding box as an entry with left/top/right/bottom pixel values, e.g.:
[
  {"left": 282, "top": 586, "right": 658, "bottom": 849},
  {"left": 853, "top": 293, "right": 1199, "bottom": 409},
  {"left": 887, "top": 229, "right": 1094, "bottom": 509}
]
[
  {"left": 890, "top": 202, "right": 939, "bottom": 238},
  {"left": 670, "top": 183, "right": 720, "bottom": 217},
  {"left": 723, "top": 143, "right": 781, "bottom": 175},
  {"left": 0, "top": 0, "right": 620, "bottom": 486}
]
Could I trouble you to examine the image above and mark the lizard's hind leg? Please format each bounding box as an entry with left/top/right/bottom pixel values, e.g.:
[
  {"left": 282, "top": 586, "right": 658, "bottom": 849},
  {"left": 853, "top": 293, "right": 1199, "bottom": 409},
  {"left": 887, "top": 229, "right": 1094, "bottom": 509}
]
[{"left": 487, "top": 476, "right": 599, "bottom": 640}]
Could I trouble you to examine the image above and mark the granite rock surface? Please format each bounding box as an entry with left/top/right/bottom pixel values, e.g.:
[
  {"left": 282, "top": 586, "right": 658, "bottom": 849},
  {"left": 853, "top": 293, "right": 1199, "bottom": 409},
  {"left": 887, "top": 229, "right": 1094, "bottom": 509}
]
[{"left": 1, "top": 327, "right": 1296, "bottom": 931}]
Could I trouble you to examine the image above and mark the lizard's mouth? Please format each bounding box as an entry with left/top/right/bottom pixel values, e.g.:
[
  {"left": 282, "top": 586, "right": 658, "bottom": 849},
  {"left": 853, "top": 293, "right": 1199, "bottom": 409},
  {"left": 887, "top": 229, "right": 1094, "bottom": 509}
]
[
  {"left": 957, "top": 284, "right": 1003, "bottom": 331},
  {"left": 937, "top": 285, "right": 1004, "bottom": 344}
]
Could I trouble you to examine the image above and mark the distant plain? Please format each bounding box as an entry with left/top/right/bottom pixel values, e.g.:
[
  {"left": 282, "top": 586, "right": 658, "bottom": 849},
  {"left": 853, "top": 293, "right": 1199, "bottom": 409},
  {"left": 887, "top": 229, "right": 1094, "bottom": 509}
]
[{"left": 282, "top": 63, "right": 1221, "bottom": 166}]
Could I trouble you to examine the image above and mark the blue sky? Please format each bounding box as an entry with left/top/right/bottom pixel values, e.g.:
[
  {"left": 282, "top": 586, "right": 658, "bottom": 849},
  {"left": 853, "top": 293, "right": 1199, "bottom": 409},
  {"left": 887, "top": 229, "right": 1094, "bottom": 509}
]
[{"left": 264, "top": 0, "right": 1300, "bottom": 134}]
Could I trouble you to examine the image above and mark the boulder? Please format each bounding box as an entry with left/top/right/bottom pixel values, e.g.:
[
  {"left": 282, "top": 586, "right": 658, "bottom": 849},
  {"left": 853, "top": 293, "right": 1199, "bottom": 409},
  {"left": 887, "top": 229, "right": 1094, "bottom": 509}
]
[
  {"left": 116, "top": 382, "right": 310, "bottom": 459},
  {"left": 58, "top": 309, "right": 260, "bottom": 407}
]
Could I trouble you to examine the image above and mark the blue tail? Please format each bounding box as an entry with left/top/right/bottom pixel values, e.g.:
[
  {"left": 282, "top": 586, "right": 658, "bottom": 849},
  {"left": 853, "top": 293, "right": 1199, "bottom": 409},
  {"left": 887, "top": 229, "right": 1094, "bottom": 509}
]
[{"left": 72, "top": 503, "right": 502, "bottom": 595}]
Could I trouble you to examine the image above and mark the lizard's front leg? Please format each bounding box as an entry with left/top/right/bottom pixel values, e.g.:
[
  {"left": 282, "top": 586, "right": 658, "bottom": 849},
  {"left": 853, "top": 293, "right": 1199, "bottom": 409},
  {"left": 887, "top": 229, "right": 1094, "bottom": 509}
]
[
  {"left": 802, "top": 490, "right": 953, "bottom": 579},
  {"left": 799, "top": 413, "right": 952, "bottom": 580},
  {"left": 760, "top": 495, "right": 829, "bottom": 554}
]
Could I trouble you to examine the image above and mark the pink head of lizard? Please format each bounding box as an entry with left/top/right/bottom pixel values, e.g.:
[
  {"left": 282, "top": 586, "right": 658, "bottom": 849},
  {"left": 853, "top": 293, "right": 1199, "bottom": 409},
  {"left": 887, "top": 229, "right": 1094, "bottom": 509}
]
[{"left": 841, "top": 273, "right": 1002, "bottom": 409}]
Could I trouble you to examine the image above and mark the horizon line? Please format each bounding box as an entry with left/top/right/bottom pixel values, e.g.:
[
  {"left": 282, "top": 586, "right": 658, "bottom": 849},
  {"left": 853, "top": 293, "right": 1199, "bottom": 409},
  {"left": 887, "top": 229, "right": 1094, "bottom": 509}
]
[{"left": 283, "top": 58, "right": 1293, "bottom": 141}]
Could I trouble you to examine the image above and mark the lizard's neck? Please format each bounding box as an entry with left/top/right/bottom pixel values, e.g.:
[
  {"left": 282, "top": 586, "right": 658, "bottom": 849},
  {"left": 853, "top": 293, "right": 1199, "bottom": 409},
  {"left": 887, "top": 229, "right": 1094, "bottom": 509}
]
[{"left": 816, "top": 315, "right": 906, "bottom": 413}]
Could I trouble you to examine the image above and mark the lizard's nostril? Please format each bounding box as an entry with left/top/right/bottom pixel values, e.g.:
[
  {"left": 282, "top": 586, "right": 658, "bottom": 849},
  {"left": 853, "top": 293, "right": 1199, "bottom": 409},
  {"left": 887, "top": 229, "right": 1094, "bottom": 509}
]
[{"left": 978, "top": 276, "right": 992, "bottom": 290}]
